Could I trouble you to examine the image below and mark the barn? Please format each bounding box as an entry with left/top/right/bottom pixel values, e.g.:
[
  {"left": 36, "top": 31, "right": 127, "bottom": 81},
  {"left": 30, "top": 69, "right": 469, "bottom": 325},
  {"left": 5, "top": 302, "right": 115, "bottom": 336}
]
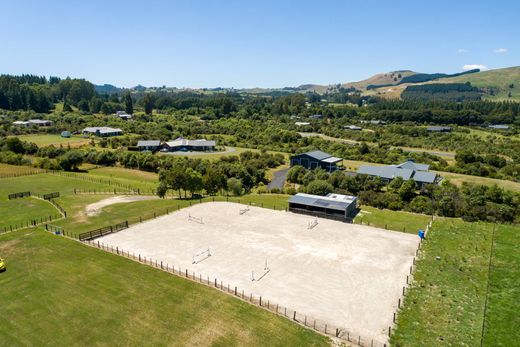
[
  {"left": 290, "top": 150, "right": 343, "bottom": 172},
  {"left": 288, "top": 193, "right": 358, "bottom": 222}
]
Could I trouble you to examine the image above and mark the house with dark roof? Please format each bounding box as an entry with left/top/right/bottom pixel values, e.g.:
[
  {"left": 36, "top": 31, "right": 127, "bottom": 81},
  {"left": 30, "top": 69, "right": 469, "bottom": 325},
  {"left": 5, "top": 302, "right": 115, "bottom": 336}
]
[
  {"left": 427, "top": 126, "right": 452, "bottom": 132},
  {"left": 288, "top": 193, "right": 358, "bottom": 222},
  {"left": 290, "top": 150, "right": 343, "bottom": 172},
  {"left": 137, "top": 140, "right": 161, "bottom": 152},
  {"left": 357, "top": 160, "right": 439, "bottom": 188}
]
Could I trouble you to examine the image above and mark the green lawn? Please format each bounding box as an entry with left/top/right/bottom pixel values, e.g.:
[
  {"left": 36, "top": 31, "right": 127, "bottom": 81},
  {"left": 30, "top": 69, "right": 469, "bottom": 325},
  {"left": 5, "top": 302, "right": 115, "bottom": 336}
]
[
  {"left": 15, "top": 134, "right": 90, "bottom": 147},
  {"left": 0, "top": 197, "right": 58, "bottom": 231},
  {"left": 354, "top": 205, "right": 432, "bottom": 234},
  {"left": 86, "top": 166, "right": 159, "bottom": 191},
  {"left": 0, "top": 229, "right": 329, "bottom": 346},
  {"left": 482, "top": 224, "right": 520, "bottom": 346},
  {"left": 391, "top": 219, "right": 520, "bottom": 346}
]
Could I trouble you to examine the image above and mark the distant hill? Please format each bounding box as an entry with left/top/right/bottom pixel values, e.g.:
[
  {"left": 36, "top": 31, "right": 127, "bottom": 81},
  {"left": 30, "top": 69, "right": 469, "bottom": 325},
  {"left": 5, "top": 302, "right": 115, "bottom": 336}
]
[
  {"left": 342, "top": 70, "right": 417, "bottom": 90},
  {"left": 437, "top": 66, "right": 520, "bottom": 101},
  {"left": 94, "top": 84, "right": 121, "bottom": 94}
]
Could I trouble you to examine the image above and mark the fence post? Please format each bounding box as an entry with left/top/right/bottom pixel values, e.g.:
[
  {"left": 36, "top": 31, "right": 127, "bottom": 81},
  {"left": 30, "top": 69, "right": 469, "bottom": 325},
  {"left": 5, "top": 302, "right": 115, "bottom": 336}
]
[{"left": 293, "top": 311, "right": 296, "bottom": 321}]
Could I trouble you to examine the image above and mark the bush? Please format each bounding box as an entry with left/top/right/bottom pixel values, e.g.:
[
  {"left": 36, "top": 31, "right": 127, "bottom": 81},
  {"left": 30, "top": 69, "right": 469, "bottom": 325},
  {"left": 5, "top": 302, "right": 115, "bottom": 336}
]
[
  {"left": 306, "top": 180, "right": 333, "bottom": 196},
  {"left": 227, "top": 177, "right": 243, "bottom": 196}
]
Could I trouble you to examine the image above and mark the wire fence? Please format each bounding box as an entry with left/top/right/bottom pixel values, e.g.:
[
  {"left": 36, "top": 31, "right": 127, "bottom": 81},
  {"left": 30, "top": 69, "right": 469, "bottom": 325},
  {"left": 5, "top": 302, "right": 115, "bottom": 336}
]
[
  {"left": 0, "top": 167, "right": 46, "bottom": 179},
  {"left": 48, "top": 170, "right": 146, "bottom": 192},
  {"left": 73, "top": 188, "right": 178, "bottom": 196},
  {"left": 81, "top": 238, "right": 389, "bottom": 347},
  {"left": 1, "top": 214, "right": 63, "bottom": 235},
  {"left": 389, "top": 218, "right": 434, "bottom": 340}
]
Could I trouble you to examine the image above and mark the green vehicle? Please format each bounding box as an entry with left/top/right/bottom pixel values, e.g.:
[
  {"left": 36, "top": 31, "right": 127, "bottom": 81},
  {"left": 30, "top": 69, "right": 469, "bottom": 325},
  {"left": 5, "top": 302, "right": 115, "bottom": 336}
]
[{"left": 0, "top": 258, "right": 6, "bottom": 272}]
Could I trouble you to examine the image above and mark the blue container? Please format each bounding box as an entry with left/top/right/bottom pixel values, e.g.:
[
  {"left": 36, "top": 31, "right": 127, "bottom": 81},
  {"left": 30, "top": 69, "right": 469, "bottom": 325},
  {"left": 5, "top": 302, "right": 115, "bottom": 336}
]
[{"left": 418, "top": 230, "right": 425, "bottom": 239}]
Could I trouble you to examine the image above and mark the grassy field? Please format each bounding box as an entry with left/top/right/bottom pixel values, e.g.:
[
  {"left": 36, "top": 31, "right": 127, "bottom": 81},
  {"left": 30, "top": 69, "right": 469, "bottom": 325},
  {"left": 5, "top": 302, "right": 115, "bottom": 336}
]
[
  {"left": 391, "top": 219, "right": 520, "bottom": 346},
  {"left": 0, "top": 163, "right": 45, "bottom": 178},
  {"left": 354, "top": 206, "right": 432, "bottom": 234},
  {"left": 86, "top": 166, "right": 159, "bottom": 191},
  {"left": 0, "top": 229, "right": 329, "bottom": 346},
  {"left": 15, "top": 134, "right": 91, "bottom": 147},
  {"left": 439, "top": 171, "right": 520, "bottom": 192},
  {"left": 0, "top": 197, "right": 58, "bottom": 231},
  {"left": 443, "top": 66, "right": 520, "bottom": 101},
  {"left": 482, "top": 224, "right": 520, "bottom": 345}
]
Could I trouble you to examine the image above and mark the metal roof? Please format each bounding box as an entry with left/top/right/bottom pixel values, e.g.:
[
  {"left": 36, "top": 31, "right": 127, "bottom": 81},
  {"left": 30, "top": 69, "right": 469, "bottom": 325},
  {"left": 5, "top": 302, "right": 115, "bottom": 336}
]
[
  {"left": 396, "top": 161, "right": 429, "bottom": 171},
  {"left": 82, "top": 127, "right": 122, "bottom": 134},
  {"left": 137, "top": 140, "right": 161, "bottom": 147},
  {"left": 322, "top": 156, "right": 342, "bottom": 163},
  {"left": 358, "top": 165, "right": 414, "bottom": 180},
  {"left": 288, "top": 193, "right": 356, "bottom": 212},
  {"left": 302, "top": 150, "right": 334, "bottom": 161},
  {"left": 426, "top": 126, "right": 451, "bottom": 132},
  {"left": 165, "top": 137, "right": 216, "bottom": 147},
  {"left": 412, "top": 171, "right": 437, "bottom": 184}
]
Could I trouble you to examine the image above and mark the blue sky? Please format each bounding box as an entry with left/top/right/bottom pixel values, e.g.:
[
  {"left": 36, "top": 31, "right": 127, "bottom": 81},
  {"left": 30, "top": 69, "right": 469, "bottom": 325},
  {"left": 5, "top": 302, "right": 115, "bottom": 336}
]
[{"left": 1, "top": 0, "right": 518, "bottom": 88}]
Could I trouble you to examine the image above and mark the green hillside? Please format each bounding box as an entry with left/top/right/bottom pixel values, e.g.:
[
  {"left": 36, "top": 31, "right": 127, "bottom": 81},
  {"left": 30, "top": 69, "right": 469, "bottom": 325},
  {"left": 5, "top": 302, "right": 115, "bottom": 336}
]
[{"left": 438, "top": 66, "right": 520, "bottom": 101}]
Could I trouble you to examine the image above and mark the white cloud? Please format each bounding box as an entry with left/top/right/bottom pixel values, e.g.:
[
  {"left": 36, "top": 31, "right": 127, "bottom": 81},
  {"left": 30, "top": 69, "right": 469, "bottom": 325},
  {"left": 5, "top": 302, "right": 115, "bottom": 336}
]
[
  {"left": 457, "top": 48, "right": 470, "bottom": 53},
  {"left": 463, "top": 64, "right": 487, "bottom": 71},
  {"left": 494, "top": 48, "right": 508, "bottom": 53}
]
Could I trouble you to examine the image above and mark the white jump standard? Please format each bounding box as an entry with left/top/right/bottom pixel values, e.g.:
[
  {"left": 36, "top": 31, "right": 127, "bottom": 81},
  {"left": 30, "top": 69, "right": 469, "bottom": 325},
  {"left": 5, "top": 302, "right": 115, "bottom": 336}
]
[
  {"left": 188, "top": 213, "right": 204, "bottom": 224},
  {"left": 307, "top": 218, "right": 319, "bottom": 229},
  {"left": 192, "top": 248, "right": 211, "bottom": 264},
  {"left": 251, "top": 259, "right": 270, "bottom": 281}
]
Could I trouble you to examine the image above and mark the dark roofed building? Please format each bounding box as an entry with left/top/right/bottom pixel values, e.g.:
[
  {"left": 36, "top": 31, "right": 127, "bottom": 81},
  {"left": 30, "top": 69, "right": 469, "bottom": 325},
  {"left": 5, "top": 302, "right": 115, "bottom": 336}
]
[
  {"left": 288, "top": 193, "right": 358, "bottom": 222},
  {"left": 357, "top": 160, "right": 439, "bottom": 187},
  {"left": 290, "top": 150, "right": 343, "bottom": 172},
  {"left": 427, "top": 126, "right": 452, "bottom": 132},
  {"left": 137, "top": 140, "right": 161, "bottom": 152}
]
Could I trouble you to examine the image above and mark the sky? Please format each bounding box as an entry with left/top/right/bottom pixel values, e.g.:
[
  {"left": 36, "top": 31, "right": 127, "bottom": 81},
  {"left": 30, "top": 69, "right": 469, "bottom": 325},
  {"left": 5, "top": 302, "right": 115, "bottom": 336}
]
[{"left": 1, "top": 0, "right": 519, "bottom": 88}]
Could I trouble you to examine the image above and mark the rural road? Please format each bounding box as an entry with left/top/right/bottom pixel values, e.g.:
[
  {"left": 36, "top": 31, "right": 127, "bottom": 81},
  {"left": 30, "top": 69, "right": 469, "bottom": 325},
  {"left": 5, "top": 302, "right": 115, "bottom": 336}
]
[{"left": 267, "top": 167, "right": 289, "bottom": 190}]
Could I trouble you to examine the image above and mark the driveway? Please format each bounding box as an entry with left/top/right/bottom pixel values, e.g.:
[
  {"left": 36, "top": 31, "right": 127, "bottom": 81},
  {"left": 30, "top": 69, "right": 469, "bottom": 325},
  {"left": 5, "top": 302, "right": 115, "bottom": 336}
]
[{"left": 267, "top": 167, "right": 289, "bottom": 190}]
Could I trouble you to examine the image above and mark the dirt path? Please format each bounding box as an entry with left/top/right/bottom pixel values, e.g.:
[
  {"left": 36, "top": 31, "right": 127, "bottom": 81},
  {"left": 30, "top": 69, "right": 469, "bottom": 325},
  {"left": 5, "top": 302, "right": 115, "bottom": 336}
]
[{"left": 85, "top": 196, "right": 159, "bottom": 216}]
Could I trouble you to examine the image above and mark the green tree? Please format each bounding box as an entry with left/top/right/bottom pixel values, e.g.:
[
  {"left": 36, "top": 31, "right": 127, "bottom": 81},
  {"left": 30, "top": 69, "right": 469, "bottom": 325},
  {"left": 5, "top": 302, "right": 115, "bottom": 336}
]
[
  {"left": 143, "top": 93, "right": 154, "bottom": 115},
  {"left": 306, "top": 180, "right": 333, "bottom": 196},
  {"left": 123, "top": 91, "right": 133, "bottom": 114},
  {"left": 58, "top": 150, "right": 84, "bottom": 171},
  {"left": 185, "top": 168, "right": 203, "bottom": 197},
  {"left": 227, "top": 177, "right": 243, "bottom": 196}
]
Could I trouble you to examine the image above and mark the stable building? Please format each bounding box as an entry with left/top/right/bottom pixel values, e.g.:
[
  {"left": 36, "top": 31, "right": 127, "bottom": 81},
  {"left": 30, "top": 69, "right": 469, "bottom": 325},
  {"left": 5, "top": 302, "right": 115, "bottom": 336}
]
[
  {"left": 290, "top": 150, "right": 343, "bottom": 172},
  {"left": 288, "top": 193, "right": 358, "bottom": 222}
]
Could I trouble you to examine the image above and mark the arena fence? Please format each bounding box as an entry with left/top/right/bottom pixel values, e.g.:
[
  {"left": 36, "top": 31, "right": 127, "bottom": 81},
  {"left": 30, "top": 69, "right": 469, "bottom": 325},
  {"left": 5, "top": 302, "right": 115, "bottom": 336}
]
[
  {"left": 78, "top": 221, "right": 129, "bottom": 241},
  {"left": 82, "top": 238, "right": 389, "bottom": 347}
]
